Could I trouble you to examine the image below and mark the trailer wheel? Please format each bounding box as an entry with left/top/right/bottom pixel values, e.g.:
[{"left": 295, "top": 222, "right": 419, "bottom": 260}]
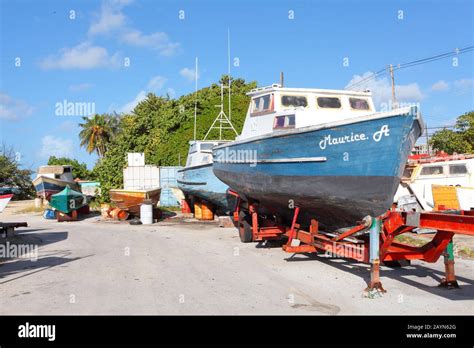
[{"left": 238, "top": 210, "right": 253, "bottom": 243}]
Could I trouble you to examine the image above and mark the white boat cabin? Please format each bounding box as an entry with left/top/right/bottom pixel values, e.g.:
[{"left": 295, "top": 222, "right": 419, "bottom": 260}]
[
  {"left": 395, "top": 156, "right": 474, "bottom": 210},
  {"left": 36, "top": 165, "right": 75, "bottom": 182},
  {"left": 185, "top": 140, "right": 229, "bottom": 168},
  {"left": 239, "top": 84, "right": 377, "bottom": 140}
]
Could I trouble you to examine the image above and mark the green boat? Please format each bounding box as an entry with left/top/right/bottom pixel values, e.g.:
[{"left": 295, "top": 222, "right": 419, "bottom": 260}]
[{"left": 49, "top": 186, "right": 87, "bottom": 213}]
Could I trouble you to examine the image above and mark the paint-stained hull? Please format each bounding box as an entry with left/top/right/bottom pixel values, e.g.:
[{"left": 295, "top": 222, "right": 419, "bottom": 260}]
[
  {"left": 213, "top": 108, "right": 423, "bottom": 229},
  {"left": 109, "top": 188, "right": 161, "bottom": 214},
  {"left": 177, "top": 163, "right": 236, "bottom": 212},
  {"left": 32, "top": 176, "right": 80, "bottom": 200}
]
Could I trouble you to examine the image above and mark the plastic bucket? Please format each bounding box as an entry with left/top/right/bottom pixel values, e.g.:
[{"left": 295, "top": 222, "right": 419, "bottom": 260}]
[{"left": 140, "top": 200, "right": 153, "bottom": 225}]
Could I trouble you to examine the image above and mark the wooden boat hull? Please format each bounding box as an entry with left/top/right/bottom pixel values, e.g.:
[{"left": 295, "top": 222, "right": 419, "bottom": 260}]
[
  {"left": 32, "top": 176, "right": 80, "bottom": 200},
  {"left": 109, "top": 188, "right": 162, "bottom": 214},
  {"left": 213, "top": 108, "right": 423, "bottom": 229},
  {"left": 177, "top": 163, "right": 236, "bottom": 213}
]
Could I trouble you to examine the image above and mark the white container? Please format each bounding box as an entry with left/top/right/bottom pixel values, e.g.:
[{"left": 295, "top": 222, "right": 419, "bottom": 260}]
[
  {"left": 127, "top": 153, "right": 145, "bottom": 167},
  {"left": 140, "top": 201, "right": 154, "bottom": 225},
  {"left": 123, "top": 165, "right": 160, "bottom": 190}
]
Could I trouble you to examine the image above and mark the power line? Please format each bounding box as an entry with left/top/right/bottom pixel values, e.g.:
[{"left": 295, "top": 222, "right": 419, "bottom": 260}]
[{"left": 345, "top": 45, "right": 474, "bottom": 91}]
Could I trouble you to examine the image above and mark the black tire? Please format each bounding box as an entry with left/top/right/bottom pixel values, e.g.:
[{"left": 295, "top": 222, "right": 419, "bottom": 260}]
[
  {"left": 383, "top": 260, "right": 411, "bottom": 268},
  {"left": 238, "top": 210, "right": 253, "bottom": 243}
]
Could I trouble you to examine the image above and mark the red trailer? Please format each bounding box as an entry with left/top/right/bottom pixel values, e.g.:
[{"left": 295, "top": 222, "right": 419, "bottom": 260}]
[{"left": 229, "top": 190, "right": 474, "bottom": 293}]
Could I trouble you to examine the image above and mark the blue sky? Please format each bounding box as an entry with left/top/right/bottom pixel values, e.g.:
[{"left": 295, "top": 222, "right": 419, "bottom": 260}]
[{"left": 1, "top": 0, "right": 473, "bottom": 171}]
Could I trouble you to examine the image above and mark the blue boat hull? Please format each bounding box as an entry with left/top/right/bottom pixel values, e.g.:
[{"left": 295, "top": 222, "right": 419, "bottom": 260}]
[
  {"left": 213, "top": 110, "right": 423, "bottom": 229},
  {"left": 177, "top": 163, "right": 236, "bottom": 213}
]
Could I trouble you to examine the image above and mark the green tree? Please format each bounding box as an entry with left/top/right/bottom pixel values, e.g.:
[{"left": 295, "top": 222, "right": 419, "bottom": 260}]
[
  {"left": 79, "top": 113, "right": 120, "bottom": 157},
  {"left": 430, "top": 111, "right": 474, "bottom": 154},
  {"left": 0, "top": 146, "right": 35, "bottom": 200},
  {"left": 47, "top": 156, "right": 92, "bottom": 180}
]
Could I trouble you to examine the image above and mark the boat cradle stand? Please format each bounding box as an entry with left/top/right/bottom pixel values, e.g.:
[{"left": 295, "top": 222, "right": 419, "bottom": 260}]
[
  {"left": 0, "top": 222, "right": 28, "bottom": 239},
  {"left": 229, "top": 190, "right": 474, "bottom": 294}
]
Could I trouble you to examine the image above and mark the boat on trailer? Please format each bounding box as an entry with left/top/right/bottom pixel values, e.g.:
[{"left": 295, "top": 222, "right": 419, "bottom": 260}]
[{"left": 212, "top": 83, "right": 424, "bottom": 230}]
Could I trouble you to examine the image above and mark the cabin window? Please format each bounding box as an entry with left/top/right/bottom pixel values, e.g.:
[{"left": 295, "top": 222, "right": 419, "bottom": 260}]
[
  {"left": 200, "top": 143, "right": 214, "bottom": 152},
  {"left": 55, "top": 174, "right": 61, "bottom": 179},
  {"left": 251, "top": 94, "right": 274, "bottom": 115},
  {"left": 449, "top": 164, "right": 467, "bottom": 175},
  {"left": 420, "top": 166, "right": 444, "bottom": 176},
  {"left": 402, "top": 166, "right": 414, "bottom": 179},
  {"left": 273, "top": 115, "right": 295, "bottom": 129},
  {"left": 63, "top": 167, "right": 71, "bottom": 173},
  {"left": 349, "top": 98, "right": 370, "bottom": 110},
  {"left": 281, "top": 95, "right": 308, "bottom": 108},
  {"left": 317, "top": 97, "right": 341, "bottom": 109}
]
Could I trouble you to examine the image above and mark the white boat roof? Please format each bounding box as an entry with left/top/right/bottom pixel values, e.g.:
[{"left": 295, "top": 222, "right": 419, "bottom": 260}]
[{"left": 247, "top": 84, "right": 372, "bottom": 97}]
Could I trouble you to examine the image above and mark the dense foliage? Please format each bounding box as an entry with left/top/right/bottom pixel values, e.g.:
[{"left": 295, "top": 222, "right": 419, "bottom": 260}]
[
  {"left": 430, "top": 111, "right": 474, "bottom": 154},
  {"left": 47, "top": 156, "right": 92, "bottom": 180},
  {"left": 0, "top": 146, "right": 35, "bottom": 200},
  {"left": 90, "top": 76, "right": 256, "bottom": 202}
]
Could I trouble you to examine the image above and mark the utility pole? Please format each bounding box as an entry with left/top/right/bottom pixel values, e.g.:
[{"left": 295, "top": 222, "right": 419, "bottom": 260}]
[
  {"left": 389, "top": 64, "right": 397, "bottom": 109},
  {"left": 425, "top": 124, "right": 430, "bottom": 155},
  {"left": 280, "top": 71, "right": 284, "bottom": 87}
]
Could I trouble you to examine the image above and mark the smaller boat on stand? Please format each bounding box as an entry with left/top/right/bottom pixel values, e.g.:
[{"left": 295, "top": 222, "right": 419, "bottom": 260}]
[
  {"left": 177, "top": 57, "right": 238, "bottom": 214},
  {"left": 109, "top": 188, "right": 162, "bottom": 215},
  {"left": 32, "top": 165, "right": 80, "bottom": 200}
]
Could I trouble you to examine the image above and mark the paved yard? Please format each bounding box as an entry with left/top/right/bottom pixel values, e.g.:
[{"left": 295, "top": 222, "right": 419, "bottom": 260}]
[{"left": 1, "top": 212, "right": 473, "bottom": 315}]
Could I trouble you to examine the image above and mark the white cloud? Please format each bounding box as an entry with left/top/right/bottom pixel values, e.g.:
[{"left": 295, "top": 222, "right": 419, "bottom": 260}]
[
  {"left": 88, "top": 0, "right": 131, "bottom": 35},
  {"left": 0, "top": 93, "right": 35, "bottom": 120},
  {"left": 120, "top": 30, "right": 180, "bottom": 56},
  {"left": 119, "top": 90, "right": 147, "bottom": 113},
  {"left": 40, "top": 135, "right": 74, "bottom": 158},
  {"left": 431, "top": 80, "right": 449, "bottom": 91},
  {"left": 69, "top": 83, "right": 93, "bottom": 92},
  {"left": 180, "top": 67, "right": 199, "bottom": 82},
  {"left": 147, "top": 76, "right": 167, "bottom": 91},
  {"left": 345, "top": 71, "right": 423, "bottom": 108},
  {"left": 39, "top": 42, "right": 121, "bottom": 70},
  {"left": 453, "top": 78, "right": 473, "bottom": 95}
]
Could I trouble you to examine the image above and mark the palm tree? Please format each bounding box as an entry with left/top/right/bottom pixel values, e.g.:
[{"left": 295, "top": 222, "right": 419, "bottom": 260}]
[{"left": 79, "top": 114, "right": 119, "bottom": 157}]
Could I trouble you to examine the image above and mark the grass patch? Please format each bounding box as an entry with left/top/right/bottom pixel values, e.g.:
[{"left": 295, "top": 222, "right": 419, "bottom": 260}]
[
  {"left": 394, "top": 234, "right": 429, "bottom": 247},
  {"left": 456, "top": 246, "right": 474, "bottom": 259},
  {"left": 16, "top": 205, "right": 45, "bottom": 214}
]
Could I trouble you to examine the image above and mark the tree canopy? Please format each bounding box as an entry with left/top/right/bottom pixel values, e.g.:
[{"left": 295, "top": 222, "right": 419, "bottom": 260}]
[
  {"left": 430, "top": 111, "right": 474, "bottom": 154},
  {"left": 0, "top": 146, "right": 34, "bottom": 200}
]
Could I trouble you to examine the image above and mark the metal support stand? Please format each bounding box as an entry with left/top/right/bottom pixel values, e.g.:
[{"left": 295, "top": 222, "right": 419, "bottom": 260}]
[
  {"left": 365, "top": 217, "right": 386, "bottom": 297},
  {"left": 438, "top": 241, "right": 460, "bottom": 289}
]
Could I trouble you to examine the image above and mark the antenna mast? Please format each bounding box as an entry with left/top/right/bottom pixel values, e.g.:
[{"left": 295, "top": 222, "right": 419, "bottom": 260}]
[
  {"left": 193, "top": 57, "right": 198, "bottom": 141},
  {"left": 228, "top": 28, "right": 232, "bottom": 121},
  {"left": 203, "top": 84, "right": 238, "bottom": 141}
]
